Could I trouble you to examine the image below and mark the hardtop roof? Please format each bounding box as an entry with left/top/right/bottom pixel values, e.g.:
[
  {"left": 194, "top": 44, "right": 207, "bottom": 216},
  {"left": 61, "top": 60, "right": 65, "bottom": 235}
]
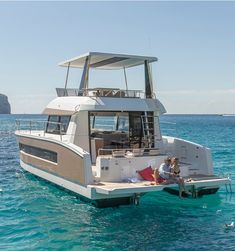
[{"left": 59, "top": 52, "right": 158, "bottom": 70}]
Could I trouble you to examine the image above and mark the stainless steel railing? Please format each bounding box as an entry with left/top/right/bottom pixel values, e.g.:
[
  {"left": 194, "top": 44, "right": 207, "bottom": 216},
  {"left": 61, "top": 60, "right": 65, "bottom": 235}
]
[
  {"left": 15, "top": 119, "right": 66, "bottom": 141},
  {"left": 56, "top": 87, "right": 156, "bottom": 99},
  {"left": 98, "top": 147, "right": 161, "bottom": 157}
]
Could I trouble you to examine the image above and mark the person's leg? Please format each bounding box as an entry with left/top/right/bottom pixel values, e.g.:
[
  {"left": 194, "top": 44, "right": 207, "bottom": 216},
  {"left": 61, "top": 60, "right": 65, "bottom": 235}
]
[
  {"left": 179, "top": 177, "right": 191, "bottom": 196},
  {"left": 154, "top": 169, "right": 160, "bottom": 184},
  {"left": 178, "top": 179, "right": 183, "bottom": 198}
]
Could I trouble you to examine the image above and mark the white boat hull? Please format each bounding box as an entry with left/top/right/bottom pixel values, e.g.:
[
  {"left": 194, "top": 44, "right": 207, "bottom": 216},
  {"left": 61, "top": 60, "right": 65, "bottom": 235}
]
[{"left": 20, "top": 160, "right": 231, "bottom": 207}]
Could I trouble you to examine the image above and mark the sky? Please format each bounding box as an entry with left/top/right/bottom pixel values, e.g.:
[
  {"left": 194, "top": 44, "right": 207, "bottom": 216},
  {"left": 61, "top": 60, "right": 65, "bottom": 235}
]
[{"left": 0, "top": 1, "right": 235, "bottom": 114}]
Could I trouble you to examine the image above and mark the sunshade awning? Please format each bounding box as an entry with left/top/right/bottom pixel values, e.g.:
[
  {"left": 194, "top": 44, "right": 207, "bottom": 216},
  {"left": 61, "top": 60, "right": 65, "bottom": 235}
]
[{"left": 59, "top": 52, "right": 158, "bottom": 70}]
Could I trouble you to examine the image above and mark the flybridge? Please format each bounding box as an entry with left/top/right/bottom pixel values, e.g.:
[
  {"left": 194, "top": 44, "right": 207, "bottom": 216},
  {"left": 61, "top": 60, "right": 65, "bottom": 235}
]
[{"left": 58, "top": 52, "right": 158, "bottom": 98}]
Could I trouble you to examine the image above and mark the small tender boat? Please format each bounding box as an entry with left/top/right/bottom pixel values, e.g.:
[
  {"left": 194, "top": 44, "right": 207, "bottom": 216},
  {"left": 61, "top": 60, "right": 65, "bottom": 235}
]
[{"left": 15, "top": 52, "right": 231, "bottom": 207}]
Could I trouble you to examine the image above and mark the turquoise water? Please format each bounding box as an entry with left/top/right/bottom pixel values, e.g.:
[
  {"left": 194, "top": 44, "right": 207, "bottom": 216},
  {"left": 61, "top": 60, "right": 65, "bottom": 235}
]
[{"left": 0, "top": 114, "right": 234, "bottom": 250}]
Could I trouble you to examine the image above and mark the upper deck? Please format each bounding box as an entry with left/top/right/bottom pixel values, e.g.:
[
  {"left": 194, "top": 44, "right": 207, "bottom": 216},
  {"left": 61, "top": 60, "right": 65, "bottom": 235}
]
[
  {"left": 58, "top": 52, "right": 157, "bottom": 99},
  {"left": 44, "top": 52, "right": 165, "bottom": 114}
]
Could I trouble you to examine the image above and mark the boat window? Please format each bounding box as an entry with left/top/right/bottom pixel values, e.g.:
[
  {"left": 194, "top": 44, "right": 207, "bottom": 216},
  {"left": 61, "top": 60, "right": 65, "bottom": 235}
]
[
  {"left": 60, "top": 116, "right": 71, "bottom": 133},
  {"left": 19, "top": 143, "right": 57, "bottom": 163},
  {"left": 117, "top": 115, "right": 129, "bottom": 132},
  {"left": 129, "top": 112, "right": 143, "bottom": 148},
  {"left": 46, "top": 115, "right": 60, "bottom": 134},
  {"left": 46, "top": 115, "right": 71, "bottom": 134},
  {"left": 91, "top": 115, "right": 117, "bottom": 131},
  {"left": 90, "top": 113, "right": 129, "bottom": 133}
]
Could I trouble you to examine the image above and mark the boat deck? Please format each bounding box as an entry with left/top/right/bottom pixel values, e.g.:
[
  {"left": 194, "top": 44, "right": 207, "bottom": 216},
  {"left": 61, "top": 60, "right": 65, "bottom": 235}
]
[{"left": 89, "top": 176, "right": 231, "bottom": 195}]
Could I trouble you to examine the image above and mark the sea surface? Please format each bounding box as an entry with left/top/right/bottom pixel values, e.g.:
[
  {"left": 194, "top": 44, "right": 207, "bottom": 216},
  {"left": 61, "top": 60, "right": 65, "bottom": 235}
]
[{"left": 0, "top": 114, "right": 234, "bottom": 251}]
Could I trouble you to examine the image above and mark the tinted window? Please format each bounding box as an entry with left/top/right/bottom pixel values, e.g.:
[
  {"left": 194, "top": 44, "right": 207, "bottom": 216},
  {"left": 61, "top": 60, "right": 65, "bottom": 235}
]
[
  {"left": 90, "top": 113, "right": 128, "bottom": 132},
  {"left": 46, "top": 115, "right": 71, "bottom": 134},
  {"left": 46, "top": 115, "right": 60, "bottom": 134},
  {"left": 93, "top": 116, "right": 116, "bottom": 131},
  {"left": 117, "top": 115, "right": 129, "bottom": 132},
  {"left": 60, "top": 116, "right": 71, "bottom": 133},
  {"left": 19, "top": 143, "right": 57, "bottom": 163}
]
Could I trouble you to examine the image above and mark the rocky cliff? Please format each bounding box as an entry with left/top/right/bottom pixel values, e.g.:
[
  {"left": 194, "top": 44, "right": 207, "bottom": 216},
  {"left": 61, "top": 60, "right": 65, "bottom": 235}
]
[{"left": 0, "top": 94, "right": 11, "bottom": 114}]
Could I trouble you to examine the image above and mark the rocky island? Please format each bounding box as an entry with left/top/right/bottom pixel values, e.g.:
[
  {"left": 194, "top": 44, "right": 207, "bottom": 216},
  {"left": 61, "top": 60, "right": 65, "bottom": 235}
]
[{"left": 0, "top": 94, "right": 11, "bottom": 114}]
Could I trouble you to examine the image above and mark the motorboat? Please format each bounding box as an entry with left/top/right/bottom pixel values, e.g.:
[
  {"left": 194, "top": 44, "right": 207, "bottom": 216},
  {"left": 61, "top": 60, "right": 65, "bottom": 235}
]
[{"left": 15, "top": 52, "right": 231, "bottom": 207}]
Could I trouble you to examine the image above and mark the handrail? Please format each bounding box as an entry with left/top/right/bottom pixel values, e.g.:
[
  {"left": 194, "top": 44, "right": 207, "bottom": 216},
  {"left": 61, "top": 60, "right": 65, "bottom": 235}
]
[
  {"left": 15, "top": 119, "right": 65, "bottom": 140},
  {"left": 56, "top": 87, "right": 145, "bottom": 98},
  {"left": 98, "top": 147, "right": 161, "bottom": 157}
]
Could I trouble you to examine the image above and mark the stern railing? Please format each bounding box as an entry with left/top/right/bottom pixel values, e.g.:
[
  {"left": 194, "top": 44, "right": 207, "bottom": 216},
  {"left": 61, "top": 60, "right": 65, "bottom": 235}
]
[{"left": 98, "top": 147, "right": 161, "bottom": 157}]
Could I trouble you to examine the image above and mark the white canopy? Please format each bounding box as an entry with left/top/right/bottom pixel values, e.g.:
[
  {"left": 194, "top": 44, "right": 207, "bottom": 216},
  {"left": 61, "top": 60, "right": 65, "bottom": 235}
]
[{"left": 59, "top": 52, "right": 158, "bottom": 70}]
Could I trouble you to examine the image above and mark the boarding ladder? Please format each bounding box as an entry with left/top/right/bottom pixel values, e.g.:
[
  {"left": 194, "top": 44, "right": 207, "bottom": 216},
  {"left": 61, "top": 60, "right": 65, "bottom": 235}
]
[{"left": 141, "top": 112, "right": 155, "bottom": 148}]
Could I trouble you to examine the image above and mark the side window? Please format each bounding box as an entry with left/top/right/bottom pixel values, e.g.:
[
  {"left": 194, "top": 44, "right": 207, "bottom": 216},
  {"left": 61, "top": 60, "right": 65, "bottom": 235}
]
[
  {"left": 46, "top": 116, "right": 60, "bottom": 134},
  {"left": 46, "top": 115, "right": 71, "bottom": 134},
  {"left": 60, "top": 116, "right": 71, "bottom": 133}
]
